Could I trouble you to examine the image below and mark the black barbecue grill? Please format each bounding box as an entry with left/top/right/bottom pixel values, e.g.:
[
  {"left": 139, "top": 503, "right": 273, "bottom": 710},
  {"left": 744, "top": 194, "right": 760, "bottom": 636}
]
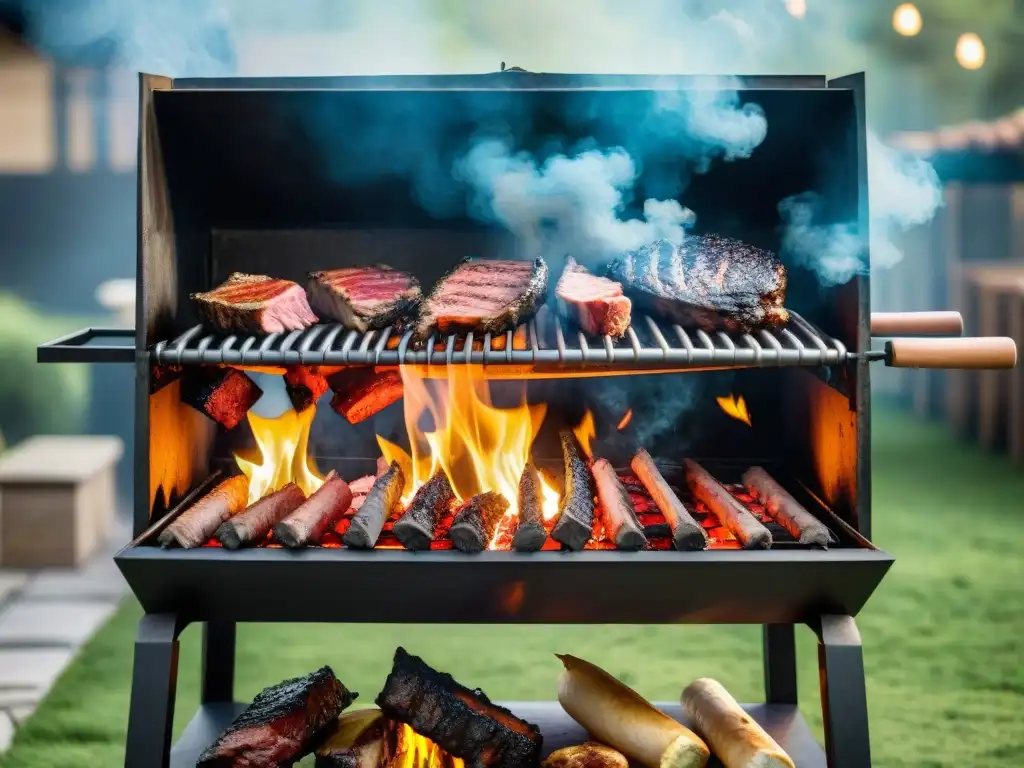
[{"left": 37, "top": 69, "right": 1016, "bottom": 768}]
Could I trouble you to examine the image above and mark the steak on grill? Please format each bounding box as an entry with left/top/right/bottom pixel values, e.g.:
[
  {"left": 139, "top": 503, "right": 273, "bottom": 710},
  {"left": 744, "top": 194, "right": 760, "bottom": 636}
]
[
  {"left": 307, "top": 265, "right": 422, "bottom": 332},
  {"left": 414, "top": 257, "right": 548, "bottom": 340},
  {"left": 198, "top": 666, "right": 356, "bottom": 766},
  {"left": 607, "top": 237, "right": 788, "bottom": 331},
  {"left": 556, "top": 257, "right": 632, "bottom": 338},
  {"left": 193, "top": 273, "right": 319, "bottom": 334}
]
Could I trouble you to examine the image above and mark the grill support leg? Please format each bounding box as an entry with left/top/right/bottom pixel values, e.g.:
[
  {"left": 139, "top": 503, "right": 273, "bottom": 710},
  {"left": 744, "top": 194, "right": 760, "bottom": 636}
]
[
  {"left": 124, "top": 613, "right": 185, "bottom": 768},
  {"left": 812, "top": 614, "right": 871, "bottom": 768},
  {"left": 762, "top": 623, "right": 798, "bottom": 705},
  {"left": 201, "top": 621, "right": 236, "bottom": 704}
]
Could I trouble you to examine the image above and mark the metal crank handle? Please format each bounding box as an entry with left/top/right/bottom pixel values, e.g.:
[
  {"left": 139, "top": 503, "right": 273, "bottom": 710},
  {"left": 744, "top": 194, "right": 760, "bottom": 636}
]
[{"left": 870, "top": 311, "right": 963, "bottom": 337}]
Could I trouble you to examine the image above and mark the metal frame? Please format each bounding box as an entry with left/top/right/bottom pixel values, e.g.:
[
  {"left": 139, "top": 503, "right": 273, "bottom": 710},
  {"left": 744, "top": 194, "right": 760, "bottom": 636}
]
[
  {"left": 124, "top": 614, "right": 870, "bottom": 768},
  {"left": 35, "top": 327, "right": 135, "bottom": 363}
]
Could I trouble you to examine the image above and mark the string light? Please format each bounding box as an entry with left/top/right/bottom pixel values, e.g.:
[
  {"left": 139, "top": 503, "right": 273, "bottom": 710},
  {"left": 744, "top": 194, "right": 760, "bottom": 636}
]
[
  {"left": 955, "top": 33, "right": 986, "bottom": 69},
  {"left": 785, "top": 0, "right": 807, "bottom": 19},
  {"left": 892, "top": 3, "right": 923, "bottom": 37}
]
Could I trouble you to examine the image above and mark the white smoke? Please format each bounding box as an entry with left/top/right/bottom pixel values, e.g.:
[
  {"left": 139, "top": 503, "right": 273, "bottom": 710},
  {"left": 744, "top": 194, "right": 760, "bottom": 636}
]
[
  {"left": 779, "top": 132, "right": 944, "bottom": 286},
  {"left": 22, "top": 0, "right": 942, "bottom": 282}
]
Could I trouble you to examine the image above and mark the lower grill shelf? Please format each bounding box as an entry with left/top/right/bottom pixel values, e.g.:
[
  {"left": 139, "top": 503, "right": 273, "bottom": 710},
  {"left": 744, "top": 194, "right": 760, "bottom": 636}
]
[{"left": 169, "top": 701, "right": 826, "bottom": 767}]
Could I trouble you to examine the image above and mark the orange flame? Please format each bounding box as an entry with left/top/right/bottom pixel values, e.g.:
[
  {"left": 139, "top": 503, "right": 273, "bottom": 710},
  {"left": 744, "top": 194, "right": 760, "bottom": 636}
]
[
  {"left": 716, "top": 394, "right": 752, "bottom": 427},
  {"left": 572, "top": 410, "right": 596, "bottom": 459},
  {"left": 617, "top": 409, "right": 633, "bottom": 431},
  {"left": 234, "top": 408, "right": 324, "bottom": 505},
  {"left": 393, "top": 723, "right": 465, "bottom": 768},
  {"left": 377, "top": 365, "right": 560, "bottom": 548}
]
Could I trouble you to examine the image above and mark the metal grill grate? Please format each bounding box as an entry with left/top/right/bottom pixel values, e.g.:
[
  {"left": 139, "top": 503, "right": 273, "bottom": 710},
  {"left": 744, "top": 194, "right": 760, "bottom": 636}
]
[{"left": 151, "top": 309, "right": 848, "bottom": 370}]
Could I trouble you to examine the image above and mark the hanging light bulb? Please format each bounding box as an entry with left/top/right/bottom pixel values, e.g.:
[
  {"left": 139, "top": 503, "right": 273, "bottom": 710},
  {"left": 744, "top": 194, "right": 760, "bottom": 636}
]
[
  {"left": 785, "top": 0, "right": 807, "bottom": 19},
  {"left": 892, "top": 3, "right": 923, "bottom": 37},
  {"left": 955, "top": 33, "right": 986, "bottom": 70}
]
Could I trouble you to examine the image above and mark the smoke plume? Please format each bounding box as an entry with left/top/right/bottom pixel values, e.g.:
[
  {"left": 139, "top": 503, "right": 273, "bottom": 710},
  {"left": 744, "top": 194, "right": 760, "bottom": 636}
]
[{"left": 778, "top": 132, "right": 944, "bottom": 286}]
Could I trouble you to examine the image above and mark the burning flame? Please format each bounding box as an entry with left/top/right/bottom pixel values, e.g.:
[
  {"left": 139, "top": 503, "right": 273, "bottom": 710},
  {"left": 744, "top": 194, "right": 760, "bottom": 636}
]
[
  {"left": 716, "top": 394, "right": 752, "bottom": 427},
  {"left": 234, "top": 408, "right": 324, "bottom": 505},
  {"left": 572, "top": 410, "right": 596, "bottom": 459},
  {"left": 393, "top": 723, "right": 465, "bottom": 768},
  {"left": 617, "top": 409, "right": 633, "bottom": 431},
  {"left": 377, "top": 365, "right": 560, "bottom": 548}
]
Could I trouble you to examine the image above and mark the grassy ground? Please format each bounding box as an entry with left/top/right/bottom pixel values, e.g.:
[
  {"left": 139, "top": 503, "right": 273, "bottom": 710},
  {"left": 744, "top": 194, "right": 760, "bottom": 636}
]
[{"left": 2, "top": 405, "right": 1022, "bottom": 767}]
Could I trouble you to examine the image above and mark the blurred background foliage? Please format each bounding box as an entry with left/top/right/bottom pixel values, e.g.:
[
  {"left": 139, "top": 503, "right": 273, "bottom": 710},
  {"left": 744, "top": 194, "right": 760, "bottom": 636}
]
[{"left": 0, "top": 294, "right": 96, "bottom": 448}]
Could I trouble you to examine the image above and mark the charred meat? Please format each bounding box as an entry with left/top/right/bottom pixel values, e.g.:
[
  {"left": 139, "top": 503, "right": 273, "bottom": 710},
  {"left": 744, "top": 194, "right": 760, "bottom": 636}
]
[
  {"left": 215, "top": 483, "right": 306, "bottom": 550},
  {"left": 274, "top": 471, "right": 353, "bottom": 548},
  {"left": 415, "top": 257, "right": 548, "bottom": 340},
  {"left": 375, "top": 647, "right": 543, "bottom": 767},
  {"left": 608, "top": 237, "right": 788, "bottom": 331},
  {"left": 198, "top": 666, "right": 356, "bottom": 767},
  {"left": 180, "top": 366, "right": 263, "bottom": 430},
  {"left": 284, "top": 366, "right": 331, "bottom": 412},
  {"left": 328, "top": 368, "right": 404, "bottom": 424},
  {"left": 556, "top": 257, "right": 632, "bottom": 338},
  {"left": 192, "top": 272, "right": 319, "bottom": 334},
  {"left": 307, "top": 265, "right": 422, "bottom": 332}
]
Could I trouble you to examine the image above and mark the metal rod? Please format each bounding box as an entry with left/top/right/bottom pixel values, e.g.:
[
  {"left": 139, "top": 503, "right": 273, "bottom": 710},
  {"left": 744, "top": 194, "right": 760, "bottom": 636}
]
[
  {"left": 201, "top": 622, "right": 236, "bottom": 705},
  {"left": 124, "top": 614, "right": 185, "bottom": 768},
  {"left": 812, "top": 614, "right": 872, "bottom": 768},
  {"left": 762, "top": 624, "right": 798, "bottom": 705}
]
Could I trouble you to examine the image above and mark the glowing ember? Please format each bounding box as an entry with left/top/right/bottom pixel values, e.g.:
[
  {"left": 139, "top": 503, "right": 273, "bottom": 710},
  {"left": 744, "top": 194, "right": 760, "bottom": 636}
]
[
  {"left": 234, "top": 408, "right": 324, "bottom": 505},
  {"left": 716, "top": 394, "right": 752, "bottom": 427},
  {"left": 377, "top": 365, "right": 560, "bottom": 549},
  {"left": 617, "top": 409, "right": 633, "bottom": 431},
  {"left": 393, "top": 723, "right": 465, "bottom": 768},
  {"left": 572, "top": 410, "right": 596, "bottom": 458}
]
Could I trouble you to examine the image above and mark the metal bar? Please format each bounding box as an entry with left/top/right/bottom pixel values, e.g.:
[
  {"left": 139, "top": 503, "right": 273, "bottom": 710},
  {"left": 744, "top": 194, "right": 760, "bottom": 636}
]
[
  {"left": 201, "top": 622, "right": 235, "bottom": 704},
  {"left": 124, "top": 613, "right": 185, "bottom": 768},
  {"left": 811, "top": 614, "right": 871, "bottom": 768},
  {"left": 762, "top": 624, "right": 798, "bottom": 705},
  {"left": 37, "top": 327, "right": 136, "bottom": 364}
]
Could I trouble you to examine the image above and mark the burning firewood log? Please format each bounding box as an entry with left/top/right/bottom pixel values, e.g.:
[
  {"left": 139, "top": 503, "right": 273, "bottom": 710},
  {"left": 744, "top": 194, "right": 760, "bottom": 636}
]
[
  {"left": 375, "top": 647, "right": 543, "bottom": 767},
  {"left": 284, "top": 366, "right": 330, "bottom": 412},
  {"left": 327, "top": 368, "right": 404, "bottom": 424},
  {"left": 342, "top": 461, "right": 405, "bottom": 549},
  {"left": 741, "top": 467, "right": 836, "bottom": 549},
  {"left": 215, "top": 483, "right": 306, "bottom": 550},
  {"left": 274, "top": 471, "right": 353, "bottom": 548},
  {"left": 550, "top": 432, "right": 595, "bottom": 551},
  {"left": 510, "top": 463, "right": 548, "bottom": 552},
  {"left": 449, "top": 491, "right": 510, "bottom": 553},
  {"left": 157, "top": 475, "right": 249, "bottom": 549},
  {"left": 315, "top": 709, "right": 388, "bottom": 768},
  {"left": 180, "top": 366, "right": 263, "bottom": 430},
  {"left": 683, "top": 460, "right": 771, "bottom": 550},
  {"left": 630, "top": 450, "right": 708, "bottom": 551},
  {"left": 592, "top": 459, "right": 647, "bottom": 551},
  {"left": 393, "top": 470, "right": 455, "bottom": 551}
]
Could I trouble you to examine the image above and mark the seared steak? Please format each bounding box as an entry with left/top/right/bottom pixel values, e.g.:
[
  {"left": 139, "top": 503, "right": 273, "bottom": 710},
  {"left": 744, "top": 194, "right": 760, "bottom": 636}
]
[
  {"left": 193, "top": 273, "right": 319, "bottom": 334},
  {"left": 327, "top": 368, "right": 404, "bottom": 424},
  {"left": 180, "top": 366, "right": 263, "bottom": 430},
  {"left": 607, "top": 237, "right": 788, "bottom": 331},
  {"left": 198, "top": 666, "right": 356, "bottom": 767},
  {"left": 415, "top": 257, "right": 548, "bottom": 339},
  {"left": 307, "top": 265, "right": 422, "bottom": 332},
  {"left": 556, "top": 257, "right": 632, "bottom": 338}
]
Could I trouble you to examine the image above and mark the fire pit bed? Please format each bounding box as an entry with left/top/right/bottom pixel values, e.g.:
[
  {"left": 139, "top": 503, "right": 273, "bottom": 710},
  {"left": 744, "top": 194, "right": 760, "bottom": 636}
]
[{"left": 37, "top": 69, "right": 1019, "bottom": 768}]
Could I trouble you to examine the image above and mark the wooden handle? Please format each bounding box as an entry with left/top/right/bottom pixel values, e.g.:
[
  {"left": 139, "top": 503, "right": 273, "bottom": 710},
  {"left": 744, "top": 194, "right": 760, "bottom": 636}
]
[
  {"left": 871, "top": 311, "right": 963, "bottom": 337},
  {"left": 885, "top": 337, "right": 1017, "bottom": 369}
]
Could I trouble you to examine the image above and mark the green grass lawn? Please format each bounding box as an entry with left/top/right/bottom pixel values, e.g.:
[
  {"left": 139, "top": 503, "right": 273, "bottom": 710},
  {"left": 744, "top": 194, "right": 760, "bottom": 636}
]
[{"left": 2, "top": 405, "right": 1023, "bottom": 767}]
